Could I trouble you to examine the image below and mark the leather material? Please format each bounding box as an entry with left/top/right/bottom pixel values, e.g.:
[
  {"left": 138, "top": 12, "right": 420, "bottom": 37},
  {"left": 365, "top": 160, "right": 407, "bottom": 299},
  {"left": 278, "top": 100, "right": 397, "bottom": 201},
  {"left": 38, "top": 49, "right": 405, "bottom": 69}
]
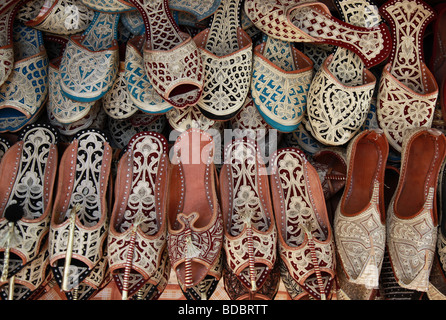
[
  {"left": 167, "top": 128, "right": 223, "bottom": 295},
  {"left": 270, "top": 147, "right": 336, "bottom": 300},
  {"left": 334, "top": 129, "right": 389, "bottom": 289},
  {"left": 387, "top": 128, "right": 446, "bottom": 292}
]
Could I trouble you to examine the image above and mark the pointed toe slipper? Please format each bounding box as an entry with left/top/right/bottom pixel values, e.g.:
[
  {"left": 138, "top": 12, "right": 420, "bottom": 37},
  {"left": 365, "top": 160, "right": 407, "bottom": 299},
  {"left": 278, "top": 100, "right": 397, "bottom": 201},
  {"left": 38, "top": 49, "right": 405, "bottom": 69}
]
[
  {"left": 334, "top": 129, "right": 389, "bottom": 289},
  {"left": 108, "top": 131, "right": 169, "bottom": 300},
  {"left": 0, "top": 124, "right": 58, "bottom": 283},
  {"left": 220, "top": 138, "right": 277, "bottom": 295},
  {"left": 387, "top": 128, "right": 446, "bottom": 292},
  {"left": 269, "top": 147, "right": 336, "bottom": 300},
  {"left": 167, "top": 129, "right": 223, "bottom": 299},
  {"left": 49, "top": 129, "right": 112, "bottom": 293}
]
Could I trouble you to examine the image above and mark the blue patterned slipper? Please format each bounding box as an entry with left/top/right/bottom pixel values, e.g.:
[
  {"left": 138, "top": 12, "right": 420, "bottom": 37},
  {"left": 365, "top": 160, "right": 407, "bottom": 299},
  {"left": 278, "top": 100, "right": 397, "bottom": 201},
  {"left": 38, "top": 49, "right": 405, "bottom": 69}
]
[
  {"left": 251, "top": 35, "right": 314, "bottom": 132},
  {"left": 59, "top": 11, "right": 120, "bottom": 102},
  {"left": 0, "top": 22, "right": 48, "bottom": 133}
]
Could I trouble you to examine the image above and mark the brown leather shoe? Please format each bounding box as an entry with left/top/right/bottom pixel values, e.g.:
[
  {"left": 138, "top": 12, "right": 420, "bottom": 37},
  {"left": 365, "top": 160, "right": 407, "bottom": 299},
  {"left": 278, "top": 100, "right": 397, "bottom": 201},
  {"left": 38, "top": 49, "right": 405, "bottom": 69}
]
[
  {"left": 167, "top": 128, "right": 223, "bottom": 300},
  {"left": 334, "top": 129, "right": 389, "bottom": 290},
  {"left": 220, "top": 137, "right": 277, "bottom": 298},
  {"left": 387, "top": 127, "right": 446, "bottom": 292}
]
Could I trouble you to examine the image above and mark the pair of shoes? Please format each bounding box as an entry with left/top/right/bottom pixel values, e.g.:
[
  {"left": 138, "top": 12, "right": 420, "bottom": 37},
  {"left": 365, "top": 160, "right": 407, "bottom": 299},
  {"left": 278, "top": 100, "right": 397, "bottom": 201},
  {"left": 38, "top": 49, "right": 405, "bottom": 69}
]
[
  {"left": 0, "top": 123, "right": 59, "bottom": 300},
  {"left": 335, "top": 128, "right": 446, "bottom": 293}
]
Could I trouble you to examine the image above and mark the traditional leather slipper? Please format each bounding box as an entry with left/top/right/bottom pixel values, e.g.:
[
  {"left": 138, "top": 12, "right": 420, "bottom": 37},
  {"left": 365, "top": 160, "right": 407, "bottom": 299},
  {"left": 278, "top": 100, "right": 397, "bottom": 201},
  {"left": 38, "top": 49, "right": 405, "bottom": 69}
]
[
  {"left": 49, "top": 129, "right": 112, "bottom": 293},
  {"left": 220, "top": 137, "right": 277, "bottom": 296},
  {"left": 437, "top": 158, "right": 446, "bottom": 282},
  {"left": 287, "top": 122, "right": 324, "bottom": 155},
  {"left": 251, "top": 35, "right": 313, "bottom": 132},
  {"left": 24, "top": 0, "right": 94, "bottom": 35},
  {"left": 124, "top": 35, "right": 173, "bottom": 114},
  {"left": 102, "top": 61, "right": 138, "bottom": 119},
  {"left": 377, "top": 0, "right": 438, "bottom": 152},
  {"left": 123, "top": 0, "right": 204, "bottom": 109},
  {"left": 270, "top": 147, "right": 336, "bottom": 300},
  {"left": 306, "top": 0, "right": 380, "bottom": 146},
  {"left": 430, "top": 3, "right": 446, "bottom": 125},
  {"left": 0, "top": 240, "right": 49, "bottom": 300},
  {"left": 170, "top": 0, "right": 221, "bottom": 22},
  {"left": 0, "top": 124, "right": 59, "bottom": 283},
  {"left": 223, "top": 260, "right": 280, "bottom": 300},
  {"left": 244, "top": 0, "right": 391, "bottom": 68},
  {"left": 108, "top": 131, "right": 169, "bottom": 300},
  {"left": 194, "top": 0, "right": 253, "bottom": 120},
  {"left": 167, "top": 128, "right": 223, "bottom": 300},
  {"left": 59, "top": 11, "right": 120, "bottom": 102},
  {"left": 334, "top": 129, "right": 389, "bottom": 289},
  {"left": 107, "top": 112, "right": 166, "bottom": 149},
  {"left": 0, "top": 22, "right": 48, "bottom": 133},
  {"left": 48, "top": 57, "right": 96, "bottom": 124},
  {"left": 80, "top": 0, "right": 135, "bottom": 13},
  {"left": 387, "top": 127, "right": 446, "bottom": 292}
]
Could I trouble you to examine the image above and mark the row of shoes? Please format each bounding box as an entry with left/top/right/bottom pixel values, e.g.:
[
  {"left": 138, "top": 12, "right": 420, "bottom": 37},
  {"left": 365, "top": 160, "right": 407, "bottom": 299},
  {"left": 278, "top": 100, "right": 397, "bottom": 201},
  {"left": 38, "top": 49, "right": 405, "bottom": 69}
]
[
  {"left": 0, "top": 0, "right": 445, "bottom": 301},
  {"left": 0, "top": 122, "right": 446, "bottom": 301}
]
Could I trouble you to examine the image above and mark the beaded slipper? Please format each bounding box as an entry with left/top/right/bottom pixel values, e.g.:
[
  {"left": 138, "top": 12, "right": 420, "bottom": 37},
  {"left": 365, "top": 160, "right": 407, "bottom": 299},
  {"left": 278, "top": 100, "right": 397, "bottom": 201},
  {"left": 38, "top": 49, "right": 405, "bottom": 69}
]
[
  {"left": 24, "top": 0, "right": 94, "bottom": 35},
  {"left": 59, "top": 11, "right": 120, "bottom": 102},
  {"left": 170, "top": 0, "right": 221, "bottom": 22},
  {"left": 48, "top": 57, "right": 96, "bottom": 124},
  {"left": 387, "top": 128, "right": 446, "bottom": 292},
  {"left": 251, "top": 35, "right": 313, "bottom": 132},
  {"left": 0, "top": 124, "right": 59, "bottom": 282},
  {"left": 167, "top": 129, "right": 223, "bottom": 300},
  {"left": 377, "top": 0, "right": 438, "bottom": 152},
  {"left": 0, "top": 240, "right": 49, "bottom": 300},
  {"left": 102, "top": 60, "right": 138, "bottom": 119},
  {"left": 80, "top": 0, "right": 135, "bottom": 13},
  {"left": 220, "top": 138, "right": 277, "bottom": 296},
  {"left": 194, "top": 0, "right": 253, "bottom": 120},
  {"left": 305, "top": 0, "right": 380, "bottom": 146},
  {"left": 0, "top": 22, "right": 48, "bottom": 133},
  {"left": 244, "top": 0, "right": 391, "bottom": 68},
  {"left": 334, "top": 129, "right": 389, "bottom": 289},
  {"left": 269, "top": 147, "right": 336, "bottom": 300},
  {"left": 108, "top": 131, "right": 169, "bottom": 300},
  {"left": 124, "top": 35, "right": 173, "bottom": 114},
  {"left": 123, "top": 0, "right": 203, "bottom": 109},
  {"left": 49, "top": 129, "right": 112, "bottom": 293}
]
